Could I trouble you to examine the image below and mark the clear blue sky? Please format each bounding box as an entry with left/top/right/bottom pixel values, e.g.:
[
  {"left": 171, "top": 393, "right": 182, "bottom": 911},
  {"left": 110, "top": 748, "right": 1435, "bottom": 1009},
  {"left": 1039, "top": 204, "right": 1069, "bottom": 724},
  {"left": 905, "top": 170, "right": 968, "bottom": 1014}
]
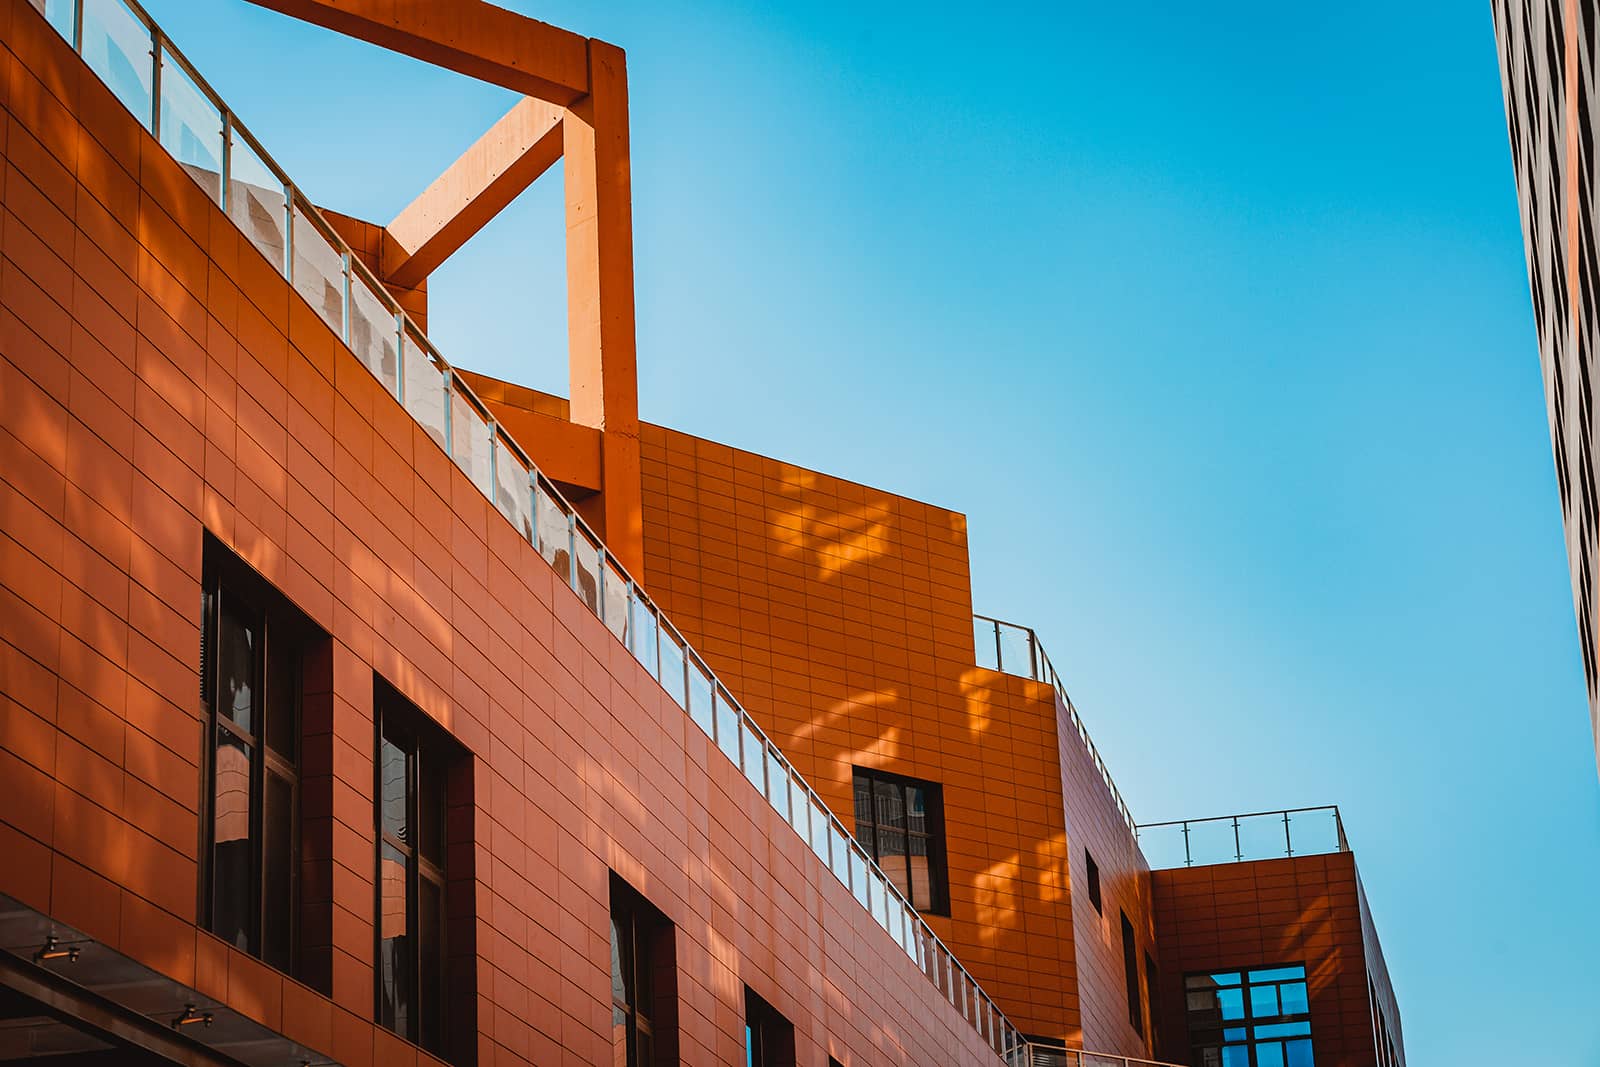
[{"left": 140, "top": 1, "right": 1600, "bottom": 1061}]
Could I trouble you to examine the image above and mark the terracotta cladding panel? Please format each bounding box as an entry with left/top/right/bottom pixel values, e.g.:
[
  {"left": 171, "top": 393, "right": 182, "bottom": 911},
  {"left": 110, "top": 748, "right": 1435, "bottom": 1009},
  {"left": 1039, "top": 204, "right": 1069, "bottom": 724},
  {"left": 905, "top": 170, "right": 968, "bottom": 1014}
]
[{"left": 0, "top": 10, "right": 1010, "bottom": 1063}]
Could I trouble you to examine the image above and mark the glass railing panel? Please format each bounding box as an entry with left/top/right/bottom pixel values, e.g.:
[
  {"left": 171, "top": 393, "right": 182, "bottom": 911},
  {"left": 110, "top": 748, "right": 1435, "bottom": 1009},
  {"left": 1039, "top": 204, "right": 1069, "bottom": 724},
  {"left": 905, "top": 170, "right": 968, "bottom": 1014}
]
[
  {"left": 401, "top": 328, "right": 448, "bottom": 451},
  {"left": 1235, "top": 812, "right": 1290, "bottom": 862},
  {"left": 571, "top": 525, "right": 602, "bottom": 615},
  {"left": 348, "top": 269, "right": 399, "bottom": 397},
  {"left": 714, "top": 687, "right": 741, "bottom": 765},
  {"left": 493, "top": 435, "right": 533, "bottom": 541},
  {"left": 290, "top": 199, "right": 346, "bottom": 335},
  {"left": 1134, "top": 822, "right": 1190, "bottom": 870},
  {"left": 449, "top": 386, "right": 493, "bottom": 493},
  {"left": 630, "top": 594, "right": 659, "bottom": 677},
  {"left": 156, "top": 45, "right": 222, "bottom": 204},
  {"left": 849, "top": 846, "right": 870, "bottom": 910},
  {"left": 829, "top": 820, "right": 852, "bottom": 887},
  {"left": 657, "top": 624, "right": 687, "bottom": 710},
  {"left": 1185, "top": 817, "right": 1239, "bottom": 866},
  {"left": 996, "top": 621, "right": 1035, "bottom": 679},
  {"left": 973, "top": 616, "right": 999, "bottom": 671},
  {"left": 43, "top": 0, "right": 74, "bottom": 39},
  {"left": 82, "top": 0, "right": 153, "bottom": 129},
  {"left": 765, "top": 748, "right": 790, "bottom": 822},
  {"left": 601, "top": 556, "right": 630, "bottom": 645},
  {"left": 786, "top": 772, "right": 809, "bottom": 839},
  {"left": 807, "top": 795, "right": 830, "bottom": 866},
  {"left": 738, "top": 719, "right": 765, "bottom": 793},
  {"left": 1287, "top": 807, "right": 1343, "bottom": 856},
  {"left": 686, "top": 656, "right": 714, "bottom": 738},
  {"left": 533, "top": 480, "right": 571, "bottom": 578},
  {"left": 226, "top": 123, "right": 287, "bottom": 273}
]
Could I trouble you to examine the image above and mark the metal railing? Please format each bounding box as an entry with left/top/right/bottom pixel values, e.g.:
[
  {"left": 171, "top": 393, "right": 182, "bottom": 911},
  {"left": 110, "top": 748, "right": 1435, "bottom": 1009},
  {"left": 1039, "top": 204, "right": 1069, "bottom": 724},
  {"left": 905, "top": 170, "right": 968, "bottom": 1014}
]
[
  {"left": 1015, "top": 1048, "right": 1184, "bottom": 1067},
  {"left": 974, "top": 614, "right": 1136, "bottom": 833},
  {"left": 1134, "top": 807, "right": 1349, "bottom": 869},
  {"left": 28, "top": 0, "right": 1047, "bottom": 1060}
]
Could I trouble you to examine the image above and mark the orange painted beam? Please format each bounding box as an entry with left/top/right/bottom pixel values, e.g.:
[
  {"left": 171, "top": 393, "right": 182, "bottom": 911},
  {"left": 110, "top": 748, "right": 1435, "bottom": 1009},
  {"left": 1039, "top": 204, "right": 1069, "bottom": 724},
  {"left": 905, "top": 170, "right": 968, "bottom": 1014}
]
[
  {"left": 565, "top": 40, "right": 644, "bottom": 578},
  {"left": 383, "top": 97, "right": 565, "bottom": 289},
  {"left": 239, "top": 0, "right": 591, "bottom": 104}
]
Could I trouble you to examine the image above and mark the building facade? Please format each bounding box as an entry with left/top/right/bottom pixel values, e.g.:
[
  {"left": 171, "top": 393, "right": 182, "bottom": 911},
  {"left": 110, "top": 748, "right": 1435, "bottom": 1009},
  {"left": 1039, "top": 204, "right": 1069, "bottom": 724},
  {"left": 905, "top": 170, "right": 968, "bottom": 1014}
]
[
  {"left": 0, "top": 0, "right": 1404, "bottom": 1064},
  {"left": 1493, "top": 0, "right": 1600, "bottom": 771}
]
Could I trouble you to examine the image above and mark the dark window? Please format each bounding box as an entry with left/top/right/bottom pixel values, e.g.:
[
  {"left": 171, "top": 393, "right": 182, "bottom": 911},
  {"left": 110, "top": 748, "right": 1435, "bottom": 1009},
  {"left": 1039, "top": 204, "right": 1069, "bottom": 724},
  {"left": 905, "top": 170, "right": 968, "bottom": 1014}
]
[
  {"left": 1185, "top": 964, "right": 1313, "bottom": 1067},
  {"left": 1121, "top": 912, "right": 1142, "bottom": 1036},
  {"left": 744, "top": 987, "right": 795, "bottom": 1067},
  {"left": 374, "top": 682, "right": 455, "bottom": 1055},
  {"left": 610, "top": 874, "right": 677, "bottom": 1066},
  {"left": 200, "top": 539, "right": 323, "bottom": 977},
  {"left": 851, "top": 768, "right": 950, "bottom": 915},
  {"left": 1085, "top": 850, "right": 1102, "bottom": 914}
]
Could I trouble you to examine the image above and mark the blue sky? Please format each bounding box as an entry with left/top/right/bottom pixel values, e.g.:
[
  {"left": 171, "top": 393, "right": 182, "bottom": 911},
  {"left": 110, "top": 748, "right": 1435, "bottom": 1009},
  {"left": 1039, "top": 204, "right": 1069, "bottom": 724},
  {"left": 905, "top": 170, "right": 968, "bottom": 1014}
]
[{"left": 139, "top": 1, "right": 1600, "bottom": 1061}]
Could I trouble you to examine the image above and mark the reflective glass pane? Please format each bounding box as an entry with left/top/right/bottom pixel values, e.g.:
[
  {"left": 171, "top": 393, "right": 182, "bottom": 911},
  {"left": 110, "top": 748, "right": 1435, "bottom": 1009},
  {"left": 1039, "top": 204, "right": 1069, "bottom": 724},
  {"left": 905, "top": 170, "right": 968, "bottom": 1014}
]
[
  {"left": 157, "top": 48, "right": 222, "bottom": 203},
  {"left": 908, "top": 832, "right": 932, "bottom": 910},
  {"left": 809, "top": 798, "right": 831, "bottom": 866},
  {"left": 630, "top": 593, "right": 659, "bottom": 676},
  {"left": 1221, "top": 1046, "right": 1250, "bottom": 1067},
  {"left": 493, "top": 437, "right": 533, "bottom": 540},
  {"left": 1218, "top": 987, "right": 1246, "bottom": 1021},
  {"left": 534, "top": 482, "right": 572, "bottom": 578},
  {"left": 686, "top": 657, "right": 714, "bottom": 737},
  {"left": 573, "top": 528, "right": 602, "bottom": 615},
  {"left": 1186, "top": 818, "right": 1240, "bottom": 866},
  {"left": 739, "top": 720, "right": 765, "bottom": 793},
  {"left": 1254, "top": 1022, "right": 1311, "bottom": 1040},
  {"left": 380, "top": 731, "right": 408, "bottom": 843},
  {"left": 868, "top": 868, "right": 887, "bottom": 929},
  {"left": 850, "top": 848, "right": 870, "bottom": 910},
  {"left": 418, "top": 874, "right": 442, "bottom": 1051},
  {"left": 765, "top": 750, "right": 789, "bottom": 820},
  {"left": 714, "top": 688, "right": 740, "bottom": 765},
  {"left": 1279, "top": 981, "right": 1309, "bottom": 1015},
  {"left": 1255, "top": 1042, "right": 1285, "bottom": 1067},
  {"left": 377, "top": 841, "right": 412, "bottom": 1035},
  {"left": 82, "top": 0, "right": 152, "bottom": 127},
  {"left": 1287, "top": 808, "right": 1343, "bottom": 856},
  {"left": 829, "top": 821, "right": 852, "bottom": 887},
  {"left": 1250, "top": 984, "right": 1280, "bottom": 1018},
  {"left": 349, "top": 273, "right": 399, "bottom": 397},
  {"left": 417, "top": 751, "right": 444, "bottom": 865},
  {"left": 1286, "top": 1039, "right": 1314, "bottom": 1067},
  {"left": 658, "top": 625, "right": 687, "bottom": 709},
  {"left": 449, "top": 388, "right": 492, "bottom": 493},
  {"left": 292, "top": 205, "right": 346, "bottom": 335},
  {"left": 402, "top": 332, "right": 448, "bottom": 451},
  {"left": 44, "top": 0, "right": 75, "bottom": 40},
  {"left": 973, "top": 616, "right": 998, "bottom": 671},
  {"left": 261, "top": 768, "right": 293, "bottom": 971},
  {"left": 218, "top": 597, "right": 256, "bottom": 733},
  {"left": 602, "top": 556, "right": 629, "bottom": 645},
  {"left": 786, "top": 772, "right": 809, "bottom": 839},
  {"left": 264, "top": 628, "right": 297, "bottom": 760},
  {"left": 1236, "top": 812, "right": 1291, "bottom": 862},
  {"left": 1136, "top": 822, "right": 1191, "bottom": 870},
  {"left": 211, "top": 729, "right": 253, "bottom": 951},
  {"left": 1249, "top": 966, "right": 1306, "bottom": 983},
  {"left": 227, "top": 125, "right": 286, "bottom": 272}
]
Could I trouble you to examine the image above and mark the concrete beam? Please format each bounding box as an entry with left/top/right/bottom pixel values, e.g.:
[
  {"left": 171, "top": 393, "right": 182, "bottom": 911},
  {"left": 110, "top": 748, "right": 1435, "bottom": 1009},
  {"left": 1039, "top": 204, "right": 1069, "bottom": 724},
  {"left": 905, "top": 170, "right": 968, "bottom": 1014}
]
[
  {"left": 383, "top": 97, "right": 565, "bottom": 289},
  {"left": 239, "top": 0, "right": 592, "bottom": 104}
]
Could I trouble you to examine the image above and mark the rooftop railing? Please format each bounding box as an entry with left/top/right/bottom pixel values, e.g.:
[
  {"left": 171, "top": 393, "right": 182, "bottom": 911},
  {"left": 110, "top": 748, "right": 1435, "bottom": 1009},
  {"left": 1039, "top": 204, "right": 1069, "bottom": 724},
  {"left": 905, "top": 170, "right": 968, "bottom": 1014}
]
[
  {"left": 28, "top": 0, "right": 1047, "bottom": 1060},
  {"left": 1015, "top": 1048, "right": 1184, "bottom": 1067},
  {"left": 1134, "top": 807, "right": 1349, "bottom": 869},
  {"left": 974, "top": 614, "right": 1136, "bottom": 833}
]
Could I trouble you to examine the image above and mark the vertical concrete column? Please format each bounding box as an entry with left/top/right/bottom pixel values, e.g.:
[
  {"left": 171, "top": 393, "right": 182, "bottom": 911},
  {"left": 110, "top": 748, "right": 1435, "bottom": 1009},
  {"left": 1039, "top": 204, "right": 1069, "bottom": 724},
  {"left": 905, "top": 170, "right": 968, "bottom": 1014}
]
[{"left": 565, "top": 39, "right": 645, "bottom": 581}]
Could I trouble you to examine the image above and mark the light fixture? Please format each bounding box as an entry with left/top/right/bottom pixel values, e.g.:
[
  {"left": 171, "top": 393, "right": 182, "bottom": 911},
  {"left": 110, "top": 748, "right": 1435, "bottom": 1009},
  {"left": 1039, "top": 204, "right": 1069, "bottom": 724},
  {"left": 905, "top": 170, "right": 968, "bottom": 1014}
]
[
  {"left": 33, "top": 936, "right": 80, "bottom": 964},
  {"left": 171, "top": 1004, "right": 213, "bottom": 1030}
]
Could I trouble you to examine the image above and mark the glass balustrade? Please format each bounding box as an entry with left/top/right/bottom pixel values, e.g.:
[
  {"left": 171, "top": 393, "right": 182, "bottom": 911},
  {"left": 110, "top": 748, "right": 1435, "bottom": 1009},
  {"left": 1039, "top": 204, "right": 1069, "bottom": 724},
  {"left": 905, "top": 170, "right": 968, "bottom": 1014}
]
[
  {"left": 32, "top": 0, "right": 1088, "bottom": 1058},
  {"left": 1134, "top": 807, "right": 1349, "bottom": 869}
]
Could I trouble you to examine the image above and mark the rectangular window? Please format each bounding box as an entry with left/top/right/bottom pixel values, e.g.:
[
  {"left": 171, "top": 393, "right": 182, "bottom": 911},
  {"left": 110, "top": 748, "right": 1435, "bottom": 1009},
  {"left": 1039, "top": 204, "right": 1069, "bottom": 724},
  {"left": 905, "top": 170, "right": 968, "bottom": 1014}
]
[
  {"left": 200, "top": 539, "right": 324, "bottom": 977},
  {"left": 1185, "top": 964, "right": 1314, "bottom": 1067},
  {"left": 851, "top": 768, "right": 950, "bottom": 915},
  {"left": 374, "top": 681, "right": 456, "bottom": 1056},
  {"left": 744, "top": 987, "right": 795, "bottom": 1067},
  {"left": 611, "top": 874, "right": 678, "bottom": 1066},
  {"left": 1121, "top": 911, "right": 1142, "bottom": 1035},
  {"left": 1085, "top": 850, "right": 1102, "bottom": 914}
]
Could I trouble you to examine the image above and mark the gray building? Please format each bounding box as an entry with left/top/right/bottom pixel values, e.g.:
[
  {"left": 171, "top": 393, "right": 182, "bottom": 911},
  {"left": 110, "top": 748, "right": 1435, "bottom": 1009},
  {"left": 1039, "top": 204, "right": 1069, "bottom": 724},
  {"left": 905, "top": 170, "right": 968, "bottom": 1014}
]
[{"left": 1493, "top": 0, "right": 1600, "bottom": 772}]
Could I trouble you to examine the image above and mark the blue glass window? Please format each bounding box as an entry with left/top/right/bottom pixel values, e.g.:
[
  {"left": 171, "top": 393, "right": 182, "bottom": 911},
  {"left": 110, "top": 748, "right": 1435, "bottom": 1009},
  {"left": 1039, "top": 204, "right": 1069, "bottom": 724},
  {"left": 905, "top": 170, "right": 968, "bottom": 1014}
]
[{"left": 1185, "top": 963, "right": 1314, "bottom": 1067}]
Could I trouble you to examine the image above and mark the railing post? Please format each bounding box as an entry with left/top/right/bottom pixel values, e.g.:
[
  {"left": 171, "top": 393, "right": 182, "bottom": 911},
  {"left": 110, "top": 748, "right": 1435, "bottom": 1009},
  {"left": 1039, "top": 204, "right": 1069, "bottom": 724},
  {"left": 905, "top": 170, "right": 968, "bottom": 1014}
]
[
  {"left": 149, "top": 32, "right": 163, "bottom": 138},
  {"left": 73, "top": 0, "right": 85, "bottom": 53},
  {"left": 1182, "top": 820, "right": 1192, "bottom": 867},
  {"left": 1233, "top": 816, "right": 1242, "bottom": 862},
  {"left": 219, "top": 111, "right": 232, "bottom": 213},
  {"left": 993, "top": 620, "right": 1003, "bottom": 671},
  {"left": 1283, "top": 810, "right": 1293, "bottom": 858}
]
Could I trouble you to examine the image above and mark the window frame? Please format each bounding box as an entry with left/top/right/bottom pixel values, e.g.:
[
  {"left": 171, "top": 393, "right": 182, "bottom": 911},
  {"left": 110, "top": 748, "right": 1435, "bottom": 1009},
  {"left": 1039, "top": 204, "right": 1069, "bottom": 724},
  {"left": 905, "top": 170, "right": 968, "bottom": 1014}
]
[
  {"left": 849, "top": 766, "right": 951, "bottom": 916},
  {"left": 611, "top": 874, "right": 675, "bottom": 1067},
  {"left": 1183, "top": 963, "right": 1314, "bottom": 1067},
  {"left": 1085, "top": 849, "right": 1102, "bottom": 914},
  {"left": 1120, "top": 911, "right": 1143, "bottom": 1036},
  {"left": 198, "top": 543, "right": 310, "bottom": 977},
  {"left": 373, "top": 684, "right": 450, "bottom": 1055},
  {"left": 744, "top": 986, "right": 795, "bottom": 1067}
]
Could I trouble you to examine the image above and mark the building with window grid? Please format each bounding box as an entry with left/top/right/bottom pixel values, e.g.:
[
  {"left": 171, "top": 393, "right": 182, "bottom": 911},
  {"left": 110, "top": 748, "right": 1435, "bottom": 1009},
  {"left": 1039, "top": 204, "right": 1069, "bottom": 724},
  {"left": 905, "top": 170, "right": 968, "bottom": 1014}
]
[
  {"left": 1492, "top": 0, "right": 1600, "bottom": 773},
  {"left": 0, "top": 1, "right": 1405, "bottom": 1064}
]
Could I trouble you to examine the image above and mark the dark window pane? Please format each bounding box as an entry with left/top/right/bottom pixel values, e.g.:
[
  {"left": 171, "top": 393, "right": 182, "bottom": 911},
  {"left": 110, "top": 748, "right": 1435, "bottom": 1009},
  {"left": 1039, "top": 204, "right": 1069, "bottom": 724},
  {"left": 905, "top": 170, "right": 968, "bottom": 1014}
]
[
  {"left": 418, "top": 751, "right": 444, "bottom": 865},
  {"left": 907, "top": 834, "right": 932, "bottom": 910},
  {"left": 877, "top": 827, "right": 910, "bottom": 898},
  {"left": 611, "top": 911, "right": 633, "bottom": 1008},
  {"left": 378, "top": 842, "right": 412, "bottom": 1037},
  {"left": 419, "top": 874, "right": 442, "bottom": 1052},
  {"left": 905, "top": 784, "right": 927, "bottom": 833},
  {"left": 264, "top": 629, "right": 299, "bottom": 760},
  {"left": 211, "top": 730, "right": 253, "bottom": 951},
  {"left": 261, "top": 769, "right": 293, "bottom": 971},
  {"left": 219, "top": 598, "right": 257, "bottom": 733},
  {"left": 380, "top": 731, "right": 409, "bottom": 844},
  {"left": 873, "top": 779, "right": 906, "bottom": 832}
]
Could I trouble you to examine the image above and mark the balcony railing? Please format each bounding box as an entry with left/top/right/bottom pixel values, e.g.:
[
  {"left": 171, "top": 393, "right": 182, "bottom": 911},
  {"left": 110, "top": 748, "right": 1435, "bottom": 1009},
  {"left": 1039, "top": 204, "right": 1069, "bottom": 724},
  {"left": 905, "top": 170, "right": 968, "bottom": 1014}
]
[
  {"left": 28, "top": 0, "right": 1046, "bottom": 1060},
  {"left": 974, "top": 614, "right": 1136, "bottom": 833},
  {"left": 1016, "top": 1047, "right": 1184, "bottom": 1067},
  {"left": 1134, "top": 807, "right": 1349, "bottom": 869}
]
